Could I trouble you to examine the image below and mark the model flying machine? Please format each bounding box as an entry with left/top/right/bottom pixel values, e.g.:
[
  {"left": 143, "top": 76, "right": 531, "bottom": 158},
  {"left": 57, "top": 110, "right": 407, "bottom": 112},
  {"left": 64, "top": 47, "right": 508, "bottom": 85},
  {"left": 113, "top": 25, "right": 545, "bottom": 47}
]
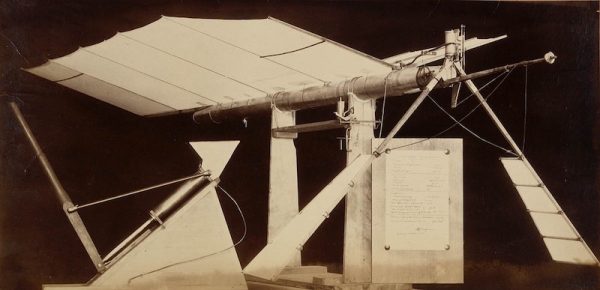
[{"left": 7, "top": 15, "right": 598, "bottom": 290}]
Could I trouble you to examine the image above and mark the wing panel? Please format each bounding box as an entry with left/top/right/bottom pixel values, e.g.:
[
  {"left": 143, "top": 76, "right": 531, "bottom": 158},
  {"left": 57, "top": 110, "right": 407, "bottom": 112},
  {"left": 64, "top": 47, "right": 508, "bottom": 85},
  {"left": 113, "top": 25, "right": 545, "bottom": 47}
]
[
  {"left": 500, "top": 158, "right": 540, "bottom": 186},
  {"left": 61, "top": 73, "right": 176, "bottom": 116},
  {"left": 514, "top": 186, "right": 559, "bottom": 212},
  {"left": 268, "top": 42, "right": 390, "bottom": 82},
  {"left": 530, "top": 212, "right": 578, "bottom": 239},
  {"left": 123, "top": 17, "right": 321, "bottom": 94},
  {"left": 52, "top": 50, "right": 217, "bottom": 109},
  {"left": 85, "top": 34, "right": 264, "bottom": 103},
  {"left": 26, "top": 61, "right": 175, "bottom": 116},
  {"left": 24, "top": 17, "right": 394, "bottom": 116},
  {"left": 166, "top": 17, "right": 320, "bottom": 56},
  {"left": 384, "top": 35, "right": 507, "bottom": 67},
  {"left": 543, "top": 238, "right": 598, "bottom": 265},
  {"left": 25, "top": 61, "right": 81, "bottom": 82},
  {"left": 500, "top": 157, "right": 599, "bottom": 266}
]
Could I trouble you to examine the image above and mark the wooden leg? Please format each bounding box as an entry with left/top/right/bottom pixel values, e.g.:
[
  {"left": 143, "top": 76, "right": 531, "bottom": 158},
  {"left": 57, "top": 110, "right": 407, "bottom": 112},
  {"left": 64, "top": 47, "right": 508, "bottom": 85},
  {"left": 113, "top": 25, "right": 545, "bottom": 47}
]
[
  {"left": 343, "top": 96, "right": 375, "bottom": 283},
  {"left": 269, "top": 109, "right": 301, "bottom": 267}
]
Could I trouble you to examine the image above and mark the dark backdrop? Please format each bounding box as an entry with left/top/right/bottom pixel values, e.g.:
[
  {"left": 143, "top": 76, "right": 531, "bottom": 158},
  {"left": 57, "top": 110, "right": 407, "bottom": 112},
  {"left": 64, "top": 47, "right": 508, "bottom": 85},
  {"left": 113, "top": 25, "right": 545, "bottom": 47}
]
[{"left": 0, "top": 1, "right": 598, "bottom": 289}]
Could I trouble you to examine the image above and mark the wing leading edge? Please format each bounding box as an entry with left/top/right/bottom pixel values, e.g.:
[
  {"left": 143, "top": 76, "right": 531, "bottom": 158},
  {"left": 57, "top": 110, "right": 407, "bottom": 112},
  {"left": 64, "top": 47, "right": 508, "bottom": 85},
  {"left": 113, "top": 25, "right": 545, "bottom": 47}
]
[{"left": 24, "top": 16, "right": 391, "bottom": 117}]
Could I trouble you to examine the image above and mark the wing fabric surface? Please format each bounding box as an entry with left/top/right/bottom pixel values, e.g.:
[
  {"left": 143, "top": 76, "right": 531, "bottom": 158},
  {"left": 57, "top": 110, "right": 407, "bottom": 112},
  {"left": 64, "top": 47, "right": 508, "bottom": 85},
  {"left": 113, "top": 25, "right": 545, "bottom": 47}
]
[
  {"left": 383, "top": 35, "right": 507, "bottom": 67},
  {"left": 25, "top": 16, "right": 391, "bottom": 116}
]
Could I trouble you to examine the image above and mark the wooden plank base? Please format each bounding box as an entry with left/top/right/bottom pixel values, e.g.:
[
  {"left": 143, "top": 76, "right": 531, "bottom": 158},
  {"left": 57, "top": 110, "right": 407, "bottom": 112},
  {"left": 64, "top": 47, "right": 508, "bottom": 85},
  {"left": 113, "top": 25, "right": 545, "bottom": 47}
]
[{"left": 247, "top": 266, "right": 414, "bottom": 290}]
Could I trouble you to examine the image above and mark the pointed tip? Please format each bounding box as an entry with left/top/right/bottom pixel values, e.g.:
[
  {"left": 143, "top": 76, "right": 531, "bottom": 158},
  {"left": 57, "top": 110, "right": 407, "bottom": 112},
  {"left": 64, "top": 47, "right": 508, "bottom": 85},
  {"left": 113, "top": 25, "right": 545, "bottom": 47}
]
[{"left": 189, "top": 141, "right": 240, "bottom": 177}]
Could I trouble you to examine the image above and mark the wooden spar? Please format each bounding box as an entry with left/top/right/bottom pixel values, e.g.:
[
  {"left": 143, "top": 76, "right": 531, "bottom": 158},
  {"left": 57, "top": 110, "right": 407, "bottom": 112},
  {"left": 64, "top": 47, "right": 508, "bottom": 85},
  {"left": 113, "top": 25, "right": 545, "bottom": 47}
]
[
  {"left": 8, "top": 101, "right": 105, "bottom": 272},
  {"left": 192, "top": 53, "right": 555, "bottom": 124}
]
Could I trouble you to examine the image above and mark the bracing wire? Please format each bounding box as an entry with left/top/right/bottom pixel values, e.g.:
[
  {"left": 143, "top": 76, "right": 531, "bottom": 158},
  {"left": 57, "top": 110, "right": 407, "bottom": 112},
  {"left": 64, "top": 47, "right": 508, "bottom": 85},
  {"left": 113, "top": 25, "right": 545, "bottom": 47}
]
[
  {"left": 455, "top": 68, "right": 512, "bottom": 107},
  {"left": 0, "top": 31, "right": 29, "bottom": 65},
  {"left": 427, "top": 94, "right": 517, "bottom": 156},
  {"left": 388, "top": 68, "right": 514, "bottom": 151},
  {"left": 521, "top": 65, "right": 528, "bottom": 152},
  {"left": 378, "top": 72, "right": 393, "bottom": 138},
  {"left": 127, "top": 184, "right": 247, "bottom": 285}
]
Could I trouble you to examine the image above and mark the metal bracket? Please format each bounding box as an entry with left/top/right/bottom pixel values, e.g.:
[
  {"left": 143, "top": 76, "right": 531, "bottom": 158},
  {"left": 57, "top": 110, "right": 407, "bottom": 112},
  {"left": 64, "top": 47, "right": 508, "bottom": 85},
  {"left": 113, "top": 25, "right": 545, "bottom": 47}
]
[
  {"left": 272, "top": 119, "right": 353, "bottom": 139},
  {"left": 149, "top": 210, "right": 166, "bottom": 229}
]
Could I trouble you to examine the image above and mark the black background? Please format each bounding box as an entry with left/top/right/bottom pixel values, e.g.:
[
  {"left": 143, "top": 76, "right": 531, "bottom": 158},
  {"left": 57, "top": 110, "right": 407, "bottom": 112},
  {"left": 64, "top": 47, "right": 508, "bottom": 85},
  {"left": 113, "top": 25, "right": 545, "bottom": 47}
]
[{"left": 0, "top": 1, "right": 598, "bottom": 289}]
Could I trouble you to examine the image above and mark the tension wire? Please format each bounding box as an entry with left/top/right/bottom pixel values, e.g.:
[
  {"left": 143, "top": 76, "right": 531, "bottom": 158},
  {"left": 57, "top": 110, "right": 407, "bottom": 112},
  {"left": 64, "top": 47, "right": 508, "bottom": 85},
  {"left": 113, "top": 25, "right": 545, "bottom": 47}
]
[
  {"left": 127, "top": 184, "right": 247, "bottom": 284},
  {"left": 427, "top": 94, "right": 517, "bottom": 156},
  {"left": 388, "top": 68, "right": 514, "bottom": 151},
  {"left": 378, "top": 71, "right": 394, "bottom": 138}
]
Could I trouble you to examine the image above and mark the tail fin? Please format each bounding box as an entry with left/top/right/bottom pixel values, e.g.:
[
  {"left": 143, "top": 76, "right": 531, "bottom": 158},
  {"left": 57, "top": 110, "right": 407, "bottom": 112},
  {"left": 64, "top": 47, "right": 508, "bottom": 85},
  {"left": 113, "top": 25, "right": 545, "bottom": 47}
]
[{"left": 500, "top": 157, "right": 599, "bottom": 266}]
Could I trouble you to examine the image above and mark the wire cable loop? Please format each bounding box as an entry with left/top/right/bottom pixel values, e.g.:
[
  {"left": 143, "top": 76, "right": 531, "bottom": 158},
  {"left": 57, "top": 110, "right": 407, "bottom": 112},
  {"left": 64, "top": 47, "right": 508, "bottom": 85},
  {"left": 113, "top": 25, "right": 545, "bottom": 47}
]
[
  {"left": 388, "top": 67, "right": 515, "bottom": 151},
  {"left": 427, "top": 94, "right": 517, "bottom": 156},
  {"left": 127, "top": 184, "right": 247, "bottom": 284}
]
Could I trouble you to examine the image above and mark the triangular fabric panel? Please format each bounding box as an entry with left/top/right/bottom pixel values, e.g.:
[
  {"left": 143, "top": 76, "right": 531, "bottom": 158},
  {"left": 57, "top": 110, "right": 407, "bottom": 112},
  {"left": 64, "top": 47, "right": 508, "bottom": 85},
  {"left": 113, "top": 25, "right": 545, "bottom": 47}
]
[
  {"left": 383, "top": 35, "right": 507, "bottom": 67},
  {"left": 90, "top": 183, "right": 247, "bottom": 289}
]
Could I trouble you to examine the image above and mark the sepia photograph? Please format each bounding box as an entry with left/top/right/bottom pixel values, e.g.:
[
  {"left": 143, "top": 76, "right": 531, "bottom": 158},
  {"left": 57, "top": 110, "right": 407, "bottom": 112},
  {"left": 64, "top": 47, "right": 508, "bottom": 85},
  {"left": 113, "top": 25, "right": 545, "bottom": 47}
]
[{"left": 0, "top": 1, "right": 598, "bottom": 289}]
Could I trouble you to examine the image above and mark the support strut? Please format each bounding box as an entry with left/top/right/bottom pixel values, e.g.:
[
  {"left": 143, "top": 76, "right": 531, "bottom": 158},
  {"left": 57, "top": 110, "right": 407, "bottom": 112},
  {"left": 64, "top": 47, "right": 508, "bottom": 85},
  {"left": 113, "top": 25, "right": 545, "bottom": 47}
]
[{"left": 9, "top": 101, "right": 105, "bottom": 272}]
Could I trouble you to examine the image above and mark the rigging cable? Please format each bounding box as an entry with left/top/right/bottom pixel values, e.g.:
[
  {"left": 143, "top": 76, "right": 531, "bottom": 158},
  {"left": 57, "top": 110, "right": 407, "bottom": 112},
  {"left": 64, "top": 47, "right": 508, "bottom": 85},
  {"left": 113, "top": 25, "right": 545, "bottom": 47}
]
[
  {"left": 378, "top": 71, "right": 393, "bottom": 138},
  {"left": 427, "top": 94, "right": 518, "bottom": 156},
  {"left": 455, "top": 67, "right": 512, "bottom": 107},
  {"left": 388, "top": 67, "right": 514, "bottom": 151},
  {"left": 127, "top": 184, "right": 247, "bottom": 285},
  {"left": 400, "top": 43, "right": 450, "bottom": 67}
]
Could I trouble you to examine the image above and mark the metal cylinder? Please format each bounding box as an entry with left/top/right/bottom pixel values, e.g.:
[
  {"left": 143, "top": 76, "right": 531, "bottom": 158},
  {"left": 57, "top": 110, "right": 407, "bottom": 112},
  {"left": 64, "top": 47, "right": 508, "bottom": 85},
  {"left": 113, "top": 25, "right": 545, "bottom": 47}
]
[
  {"left": 440, "top": 52, "right": 557, "bottom": 86},
  {"left": 445, "top": 30, "right": 457, "bottom": 58},
  {"left": 193, "top": 66, "right": 436, "bottom": 123},
  {"left": 336, "top": 100, "right": 345, "bottom": 116},
  {"left": 151, "top": 175, "right": 211, "bottom": 219},
  {"left": 102, "top": 175, "right": 212, "bottom": 264}
]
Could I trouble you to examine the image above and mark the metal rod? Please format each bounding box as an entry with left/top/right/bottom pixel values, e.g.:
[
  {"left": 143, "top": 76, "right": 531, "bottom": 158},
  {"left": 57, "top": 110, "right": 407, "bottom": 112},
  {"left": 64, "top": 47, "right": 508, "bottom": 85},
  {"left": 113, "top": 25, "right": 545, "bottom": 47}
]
[
  {"left": 102, "top": 177, "right": 216, "bottom": 265},
  {"left": 541, "top": 235, "right": 581, "bottom": 242},
  {"left": 272, "top": 120, "right": 348, "bottom": 134},
  {"left": 454, "top": 63, "right": 524, "bottom": 157},
  {"left": 442, "top": 52, "right": 556, "bottom": 86},
  {"left": 9, "top": 101, "right": 105, "bottom": 272},
  {"left": 102, "top": 219, "right": 153, "bottom": 263},
  {"left": 374, "top": 61, "right": 452, "bottom": 155},
  {"left": 67, "top": 171, "right": 211, "bottom": 213}
]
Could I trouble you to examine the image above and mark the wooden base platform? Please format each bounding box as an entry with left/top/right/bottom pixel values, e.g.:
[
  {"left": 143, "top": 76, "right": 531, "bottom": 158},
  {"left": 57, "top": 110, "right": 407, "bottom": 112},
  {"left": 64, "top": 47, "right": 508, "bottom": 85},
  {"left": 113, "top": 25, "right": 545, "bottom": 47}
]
[{"left": 246, "top": 266, "right": 415, "bottom": 290}]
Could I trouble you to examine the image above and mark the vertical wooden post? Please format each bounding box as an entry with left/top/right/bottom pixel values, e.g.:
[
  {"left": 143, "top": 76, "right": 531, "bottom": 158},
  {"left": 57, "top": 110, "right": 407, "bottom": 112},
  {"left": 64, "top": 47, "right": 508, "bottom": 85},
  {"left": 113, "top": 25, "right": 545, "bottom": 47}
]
[
  {"left": 343, "top": 95, "right": 375, "bottom": 282},
  {"left": 269, "top": 109, "right": 301, "bottom": 267}
]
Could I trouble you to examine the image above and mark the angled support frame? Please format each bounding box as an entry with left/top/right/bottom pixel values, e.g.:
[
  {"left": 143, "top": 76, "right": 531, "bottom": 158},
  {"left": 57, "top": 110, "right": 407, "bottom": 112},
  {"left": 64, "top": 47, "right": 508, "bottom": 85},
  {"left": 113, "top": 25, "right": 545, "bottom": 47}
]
[
  {"left": 454, "top": 63, "right": 599, "bottom": 266},
  {"left": 8, "top": 101, "right": 105, "bottom": 272}
]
